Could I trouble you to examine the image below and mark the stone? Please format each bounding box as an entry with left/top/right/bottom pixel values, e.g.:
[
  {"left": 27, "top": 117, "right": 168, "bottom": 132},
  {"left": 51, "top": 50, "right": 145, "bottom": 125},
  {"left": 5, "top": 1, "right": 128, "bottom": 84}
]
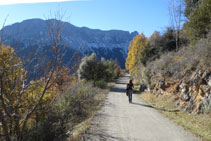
[
  {"left": 192, "top": 84, "right": 197, "bottom": 91},
  {"left": 193, "top": 75, "right": 200, "bottom": 83},
  {"left": 158, "top": 93, "right": 163, "bottom": 97},
  {"left": 180, "top": 87, "right": 190, "bottom": 101},
  {"left": 198, "top": 70, "right": 202, "bottom": 76},
  {"left": 181, "top": 87, "right": 187, "bottom": 93},
  {"left": 179, "top": 82, "right": 186, "bottom": 89},
  {"left": 202, "top": 70, "right": 209, "bottom": 79},
  {"left": 200, "top": 85, "right": 211, "bottom": 93},
  {"left": 176, "top": 100, "right": 180, "bottom": 106},
  {"left": 139, "top": 83, "right": 147, "bottom": 92},
  {"left": 185, "top": 99, "right": 194, "bottom": 113},
  {"left": 208, "top": 76, "right": 211, "bottom": 86},
  {"left": 159, "top": 80, "right": 165, "bottom": 90},
  {"left": 197, "top": 100, "right": 204, "bottom": 113},
  {"left": 204, "top": 94, "right": 211, "bottom": 106}
]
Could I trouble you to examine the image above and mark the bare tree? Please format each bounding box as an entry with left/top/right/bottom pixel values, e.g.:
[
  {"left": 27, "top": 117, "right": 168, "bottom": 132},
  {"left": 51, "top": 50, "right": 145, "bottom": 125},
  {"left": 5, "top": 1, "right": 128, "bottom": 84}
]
[{"left": 168, "top": 0, "right": 185, "bottom": 51}]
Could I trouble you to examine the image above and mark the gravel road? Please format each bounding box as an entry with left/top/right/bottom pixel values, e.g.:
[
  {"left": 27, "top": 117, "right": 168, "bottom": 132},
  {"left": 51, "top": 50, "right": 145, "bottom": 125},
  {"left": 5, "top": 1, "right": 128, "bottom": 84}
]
[{"left": 84, "top": 75, "right": 200, "bottom": 141}]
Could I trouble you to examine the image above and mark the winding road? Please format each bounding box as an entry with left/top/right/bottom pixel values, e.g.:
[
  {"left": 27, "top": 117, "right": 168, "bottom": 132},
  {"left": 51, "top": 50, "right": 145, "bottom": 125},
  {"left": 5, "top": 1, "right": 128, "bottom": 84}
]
[{"left": 84, "top": 75, "right": 200, "bottom": 141}]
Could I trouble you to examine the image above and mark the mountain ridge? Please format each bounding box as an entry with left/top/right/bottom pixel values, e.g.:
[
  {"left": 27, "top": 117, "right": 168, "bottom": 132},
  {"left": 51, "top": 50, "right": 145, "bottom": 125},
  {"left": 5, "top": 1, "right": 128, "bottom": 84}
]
[{"left": 1, "top": 18, "right": 138, "bottom": 68}]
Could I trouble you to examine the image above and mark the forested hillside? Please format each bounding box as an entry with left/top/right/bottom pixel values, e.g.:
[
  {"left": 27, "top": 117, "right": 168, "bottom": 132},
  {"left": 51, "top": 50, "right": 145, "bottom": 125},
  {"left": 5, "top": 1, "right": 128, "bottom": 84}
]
[{"left": 126, "top": 0, "right": 211, "bottom": 114}]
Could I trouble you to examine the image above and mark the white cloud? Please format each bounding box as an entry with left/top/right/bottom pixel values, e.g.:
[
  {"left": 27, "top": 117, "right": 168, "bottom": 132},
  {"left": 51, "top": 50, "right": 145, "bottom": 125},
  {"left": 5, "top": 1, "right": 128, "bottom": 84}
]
[{"left": 0, "top": 0, "right": 84, "bottom": 5}]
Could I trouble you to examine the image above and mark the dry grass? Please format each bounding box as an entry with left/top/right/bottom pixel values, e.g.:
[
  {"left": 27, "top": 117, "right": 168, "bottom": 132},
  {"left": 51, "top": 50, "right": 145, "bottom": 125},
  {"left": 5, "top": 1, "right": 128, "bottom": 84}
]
[
  {"left": 140, "top": 93, "right": 211, "bottom": 141},
  {"left": 67, "top": 82, "right": 115, "bottom": 141}
]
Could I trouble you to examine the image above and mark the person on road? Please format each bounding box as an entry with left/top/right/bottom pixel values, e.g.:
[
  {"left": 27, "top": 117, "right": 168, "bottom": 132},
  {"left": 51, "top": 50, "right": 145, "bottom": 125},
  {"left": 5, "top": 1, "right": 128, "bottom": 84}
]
[{"left": 126, "top": 79, "right": 134, "bottom": 103}]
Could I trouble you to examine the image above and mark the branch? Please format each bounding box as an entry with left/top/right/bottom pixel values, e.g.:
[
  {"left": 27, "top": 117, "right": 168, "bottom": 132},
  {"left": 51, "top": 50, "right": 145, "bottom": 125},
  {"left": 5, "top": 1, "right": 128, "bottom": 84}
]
[
  {"left": 0, "top": 109, "right": 10, "bottom": 141},
  {"left": 21, "top": 67, "right": 55, "bottom": 132},
  {"left": 0, "top": 14, "right": 9, "bottom": 44},
  {"left": 0, "top": 73, "right": 12, "bottom": 119}
]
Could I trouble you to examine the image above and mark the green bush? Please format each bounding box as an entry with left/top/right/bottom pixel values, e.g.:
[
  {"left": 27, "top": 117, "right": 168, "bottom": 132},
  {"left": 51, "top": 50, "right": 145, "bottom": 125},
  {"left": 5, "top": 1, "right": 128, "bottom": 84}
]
[
  {"left": 94, "top": 79, "right": 107, "bottom": 89},
  {"left": 184, "top": 0, "right": 211, "bottom": 42},
  {"left": 78, "top": 53, "right": 122, "bottom": 86}
]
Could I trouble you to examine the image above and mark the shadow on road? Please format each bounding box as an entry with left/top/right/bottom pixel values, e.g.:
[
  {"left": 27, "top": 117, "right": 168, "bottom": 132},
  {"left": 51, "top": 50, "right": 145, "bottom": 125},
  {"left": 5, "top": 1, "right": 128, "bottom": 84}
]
[
  {"left": 115, "top": 78, "right": 141, "bottom": 95},
  {"left": 116, "top": 82, "right": 128, "bottom": 85},
  {"left": 131, "top": 102, "right": 154, "bottom": 108},
  {"left": 131, "top": 102, "right": 180, "bottom": 113},
  {"left": 110, "top": 87, "right": 141, "bottom": 95},
  {"left": 110, "top": 87, "right": 126, "bottom": 93},
  {"left": 84, "top": 131, "right": 127, "bottom": 141}
]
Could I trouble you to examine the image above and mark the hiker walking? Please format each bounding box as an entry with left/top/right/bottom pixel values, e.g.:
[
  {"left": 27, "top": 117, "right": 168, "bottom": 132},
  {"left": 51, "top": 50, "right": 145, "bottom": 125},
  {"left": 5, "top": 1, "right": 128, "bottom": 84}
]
[{"left": 126, "top": 79, "right": 134, "bottom": 103}]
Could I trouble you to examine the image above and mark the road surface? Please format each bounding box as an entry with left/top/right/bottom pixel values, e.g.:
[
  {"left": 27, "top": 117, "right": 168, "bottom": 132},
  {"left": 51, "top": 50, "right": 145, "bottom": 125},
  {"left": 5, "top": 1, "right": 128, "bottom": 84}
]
[{"left": 84, "top": 75, "right": 200, "bottom": 141}]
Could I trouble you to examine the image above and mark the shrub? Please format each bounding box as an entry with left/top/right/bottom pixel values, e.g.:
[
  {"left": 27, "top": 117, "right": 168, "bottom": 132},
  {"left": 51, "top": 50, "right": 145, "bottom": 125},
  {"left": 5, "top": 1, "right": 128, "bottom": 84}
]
[
  {"left": 94, "top": 79, "right": 107, "bottom": 89},
  {"left": 24, "top": 81, "right": 103, "bottom": 140},
  {"left": 184, "top": 0, "right": 211, "bottom": 42},
  {"left": 143, "top": 31, "right": 211, "bottom": 88},
  {"left": 78, "top": 53, "right": 122, "bottom": 87},
  {"left": 77, "top": 53, "right": 98, "bottom": 81}
]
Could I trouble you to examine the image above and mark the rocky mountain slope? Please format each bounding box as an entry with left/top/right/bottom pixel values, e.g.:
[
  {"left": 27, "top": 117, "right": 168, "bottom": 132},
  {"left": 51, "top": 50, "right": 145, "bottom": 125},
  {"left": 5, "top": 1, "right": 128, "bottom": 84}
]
[{"left": 1, "top": 19, "right": 138, "bottom": 68}]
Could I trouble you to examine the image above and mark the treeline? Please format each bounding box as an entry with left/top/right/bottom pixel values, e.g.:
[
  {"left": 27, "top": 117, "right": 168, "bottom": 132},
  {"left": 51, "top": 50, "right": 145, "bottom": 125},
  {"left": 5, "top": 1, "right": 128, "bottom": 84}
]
[
  {"left": 126, "top": 0, "right": 211, "bottom": 113},
  {"left": 0, "top": 26, "right": 123, "bottom": 141},
  {"left": 126, "top": 0, "right": 211, "bottom": 80}
]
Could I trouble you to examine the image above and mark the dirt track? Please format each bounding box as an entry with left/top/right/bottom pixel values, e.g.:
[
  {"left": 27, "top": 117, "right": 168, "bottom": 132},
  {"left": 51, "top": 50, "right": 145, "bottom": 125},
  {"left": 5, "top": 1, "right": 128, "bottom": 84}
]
[{"left": 84, "top": 75, "right": 200, "bottom": 141}]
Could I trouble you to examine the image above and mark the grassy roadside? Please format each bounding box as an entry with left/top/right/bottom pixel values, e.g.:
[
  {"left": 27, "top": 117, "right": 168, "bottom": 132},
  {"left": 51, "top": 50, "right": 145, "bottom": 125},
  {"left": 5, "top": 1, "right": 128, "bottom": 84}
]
[
  {"left": 139, "top": 92, "right": 211, "bottom": 141},
  {"left": 67, "top": 82, "right": 115, "bottom": 141}
]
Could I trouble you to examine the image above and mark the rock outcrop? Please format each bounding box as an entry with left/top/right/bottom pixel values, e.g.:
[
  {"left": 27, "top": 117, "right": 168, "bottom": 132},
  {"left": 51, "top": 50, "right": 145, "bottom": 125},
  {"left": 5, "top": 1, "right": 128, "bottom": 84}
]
[{"left": 150, "top": 69, "right": 211, "bottom": 114}]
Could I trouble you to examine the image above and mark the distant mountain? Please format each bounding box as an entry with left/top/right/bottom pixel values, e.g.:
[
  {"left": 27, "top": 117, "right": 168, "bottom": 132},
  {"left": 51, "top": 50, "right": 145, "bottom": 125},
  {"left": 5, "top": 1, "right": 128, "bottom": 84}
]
[{"left": 1, "top": 18, "right": 138, "bottom": 68}]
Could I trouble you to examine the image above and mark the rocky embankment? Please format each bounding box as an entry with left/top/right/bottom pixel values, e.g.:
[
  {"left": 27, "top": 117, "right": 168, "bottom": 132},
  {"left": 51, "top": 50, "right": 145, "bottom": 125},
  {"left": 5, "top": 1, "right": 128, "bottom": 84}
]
[{"left": 149, "top": 69, "right": 211, "bottom": 114}]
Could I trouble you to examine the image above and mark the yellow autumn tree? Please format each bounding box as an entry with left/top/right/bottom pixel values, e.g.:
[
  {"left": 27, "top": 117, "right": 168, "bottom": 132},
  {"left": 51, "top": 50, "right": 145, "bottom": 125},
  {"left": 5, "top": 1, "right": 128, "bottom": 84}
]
[
  {"left": 0, "top": 44, "right": 72, "bottom": 140},
  {"left": 125, "top": 33, "right": 147, "bottom": 74}
]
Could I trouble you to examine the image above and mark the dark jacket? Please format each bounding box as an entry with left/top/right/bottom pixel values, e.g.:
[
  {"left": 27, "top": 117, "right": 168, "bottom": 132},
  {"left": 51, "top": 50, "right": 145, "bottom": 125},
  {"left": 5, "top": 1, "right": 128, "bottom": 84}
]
[{"left": 126, "top": 83, "right": 134, "bottom": 90}]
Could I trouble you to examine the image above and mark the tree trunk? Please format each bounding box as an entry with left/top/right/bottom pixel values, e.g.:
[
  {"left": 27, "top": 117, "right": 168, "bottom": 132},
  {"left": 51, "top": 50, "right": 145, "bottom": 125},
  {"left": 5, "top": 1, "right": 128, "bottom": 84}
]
[{"left": 0, "top": 110, "right": 11, "bottom": 141}]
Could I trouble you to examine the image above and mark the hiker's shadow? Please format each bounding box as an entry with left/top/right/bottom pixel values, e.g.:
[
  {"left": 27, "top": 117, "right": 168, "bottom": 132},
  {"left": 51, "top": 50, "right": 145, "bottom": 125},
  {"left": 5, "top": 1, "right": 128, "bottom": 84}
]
[
  {"left": 131, "top": 102, "right": 154, "bottom": 108},
  {"left": 131, "top": 102, "right": 180, "bottom": 113}
]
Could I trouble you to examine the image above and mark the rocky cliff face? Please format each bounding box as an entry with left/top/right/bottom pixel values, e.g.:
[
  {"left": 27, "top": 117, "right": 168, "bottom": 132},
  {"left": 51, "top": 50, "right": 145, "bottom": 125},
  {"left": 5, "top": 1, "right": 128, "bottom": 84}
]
[
  {"left": 1, "top": 19, "right": 138, "bottom": 68},
  {"left": 151, "top": 69, "right": 211, "bottom": 114},
  {"left": 138, "top": 33, "right": 211, "bottom": 114}
]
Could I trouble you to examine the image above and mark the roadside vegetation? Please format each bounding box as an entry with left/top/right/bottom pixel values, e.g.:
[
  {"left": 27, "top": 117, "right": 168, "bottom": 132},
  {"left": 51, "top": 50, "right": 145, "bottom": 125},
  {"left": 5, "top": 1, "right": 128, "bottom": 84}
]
[
  {"left": 0, "top": 14, "right": 124, "bottom": 141},
  {"left": 0, "top": 43, "right": 123, "bottom": 141}
]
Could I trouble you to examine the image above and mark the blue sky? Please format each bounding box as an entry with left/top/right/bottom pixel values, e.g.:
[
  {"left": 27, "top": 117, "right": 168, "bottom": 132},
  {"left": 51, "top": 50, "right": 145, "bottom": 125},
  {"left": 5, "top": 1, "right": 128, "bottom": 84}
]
[{"left": 0, "top": 0, "right": 170, "bottom": 37}]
